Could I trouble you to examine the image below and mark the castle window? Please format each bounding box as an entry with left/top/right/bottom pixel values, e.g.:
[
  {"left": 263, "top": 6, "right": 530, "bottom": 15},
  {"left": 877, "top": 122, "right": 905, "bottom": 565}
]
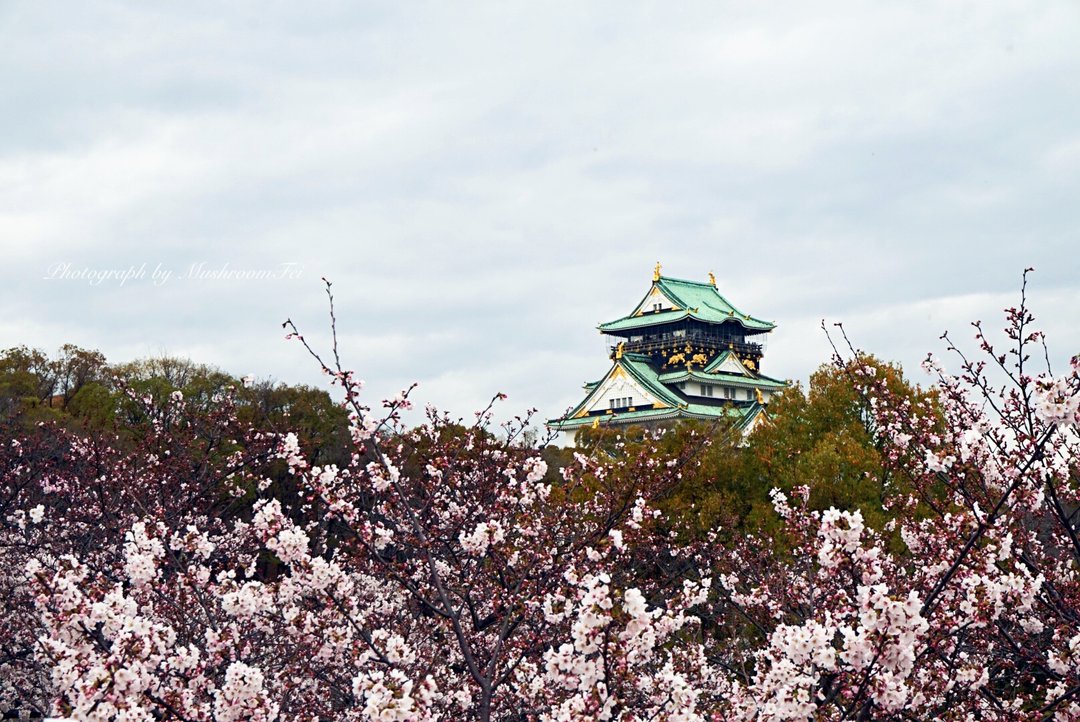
[{"left": 700, "top": 384, "right": 713, "bottom": 397}]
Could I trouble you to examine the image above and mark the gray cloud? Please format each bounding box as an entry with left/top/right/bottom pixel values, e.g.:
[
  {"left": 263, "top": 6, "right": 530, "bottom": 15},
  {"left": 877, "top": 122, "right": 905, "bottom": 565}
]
[{"left": 2, "top": 0, "right": 1078, "bottom": 426}]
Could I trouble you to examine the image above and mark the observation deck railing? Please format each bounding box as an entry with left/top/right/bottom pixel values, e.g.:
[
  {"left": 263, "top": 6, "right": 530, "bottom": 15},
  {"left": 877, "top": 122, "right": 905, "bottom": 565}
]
[{"left": 608, "top": 332, "right": 764, "bottom": 359}]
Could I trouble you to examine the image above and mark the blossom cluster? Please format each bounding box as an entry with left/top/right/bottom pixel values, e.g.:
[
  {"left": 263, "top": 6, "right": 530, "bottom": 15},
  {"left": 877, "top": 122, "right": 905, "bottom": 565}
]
[{"left": 2, "top": 279, "right": 1078, "bottom": 721}]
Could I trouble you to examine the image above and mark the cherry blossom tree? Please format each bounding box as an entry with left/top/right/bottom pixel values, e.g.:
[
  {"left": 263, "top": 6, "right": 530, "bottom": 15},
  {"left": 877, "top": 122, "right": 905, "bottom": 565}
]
[
  {"left": 2, "top": 273, "right": 1078, "bottom": 721},
  {"left": 704, "top": 271, "right": 1080, "bottom": 720}
]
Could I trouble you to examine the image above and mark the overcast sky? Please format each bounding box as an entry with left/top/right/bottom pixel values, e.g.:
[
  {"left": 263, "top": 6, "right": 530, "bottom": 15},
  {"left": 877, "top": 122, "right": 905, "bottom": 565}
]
[{"left": 2, "top": 1, "right": 1078, "bottom": 426}]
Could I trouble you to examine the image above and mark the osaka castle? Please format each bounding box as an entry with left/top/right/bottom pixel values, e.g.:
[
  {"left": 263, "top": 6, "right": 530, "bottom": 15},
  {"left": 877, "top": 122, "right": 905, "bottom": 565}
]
[{"left": 547, "top": 263, "right": 787, "bottom": 445}]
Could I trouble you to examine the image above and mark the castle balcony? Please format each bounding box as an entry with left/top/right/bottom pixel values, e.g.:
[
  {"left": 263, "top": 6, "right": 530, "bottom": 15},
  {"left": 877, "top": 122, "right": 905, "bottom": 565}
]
[{"left": 607, "top": 329, "right": 765, "bottom": 359}]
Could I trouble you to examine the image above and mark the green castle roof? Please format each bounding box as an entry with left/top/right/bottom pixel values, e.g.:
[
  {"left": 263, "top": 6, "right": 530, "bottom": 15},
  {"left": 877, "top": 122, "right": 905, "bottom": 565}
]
[
  {"left": 549, "top": 404, "right": 761, "bottom": 431},
  {"left": 598, "top": 276, "right": 775, "bottom": 334},
  {"left": 548, "top": 350, "right": 778, "bottom": 431},
  {"left": 654, "top": 368, "right": 788, "bottom": 389}
]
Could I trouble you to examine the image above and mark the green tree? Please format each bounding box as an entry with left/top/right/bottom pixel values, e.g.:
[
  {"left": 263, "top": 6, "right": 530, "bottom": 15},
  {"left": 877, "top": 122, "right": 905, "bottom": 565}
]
[
  {"left": 741, "top": 355, "right": 934, "bottom": 532},
  {"left": 52, "top": 344, "right": 108, "bottom": 407},
  {"left": 576, "top": 356, "right": 936, "bottom": 544}
]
